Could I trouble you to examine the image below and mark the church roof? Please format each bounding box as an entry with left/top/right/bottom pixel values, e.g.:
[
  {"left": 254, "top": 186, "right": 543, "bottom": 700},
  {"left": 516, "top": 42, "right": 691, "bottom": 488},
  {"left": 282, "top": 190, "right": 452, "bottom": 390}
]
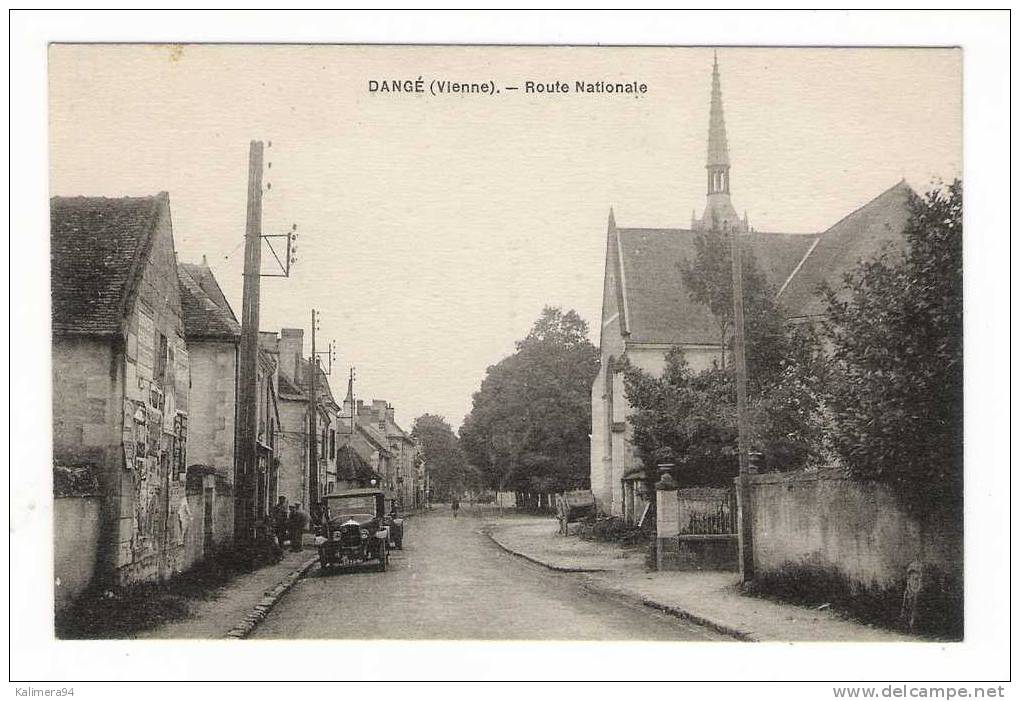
[
  {"left": 608, "top": 181, "right": 915, "bottom": 346},
  {"left": 614, "top": 226, "right": 815, "bottom": 345},
  {"left": 777, "top": 180, "right": 914, "bottom": 319}
]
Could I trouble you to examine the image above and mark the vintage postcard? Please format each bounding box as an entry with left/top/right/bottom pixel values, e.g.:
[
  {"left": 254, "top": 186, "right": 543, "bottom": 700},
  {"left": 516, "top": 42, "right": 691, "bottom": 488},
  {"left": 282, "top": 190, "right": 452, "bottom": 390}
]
[{"left": 11, "top": 11, "right": 1010, "bottom": 687}]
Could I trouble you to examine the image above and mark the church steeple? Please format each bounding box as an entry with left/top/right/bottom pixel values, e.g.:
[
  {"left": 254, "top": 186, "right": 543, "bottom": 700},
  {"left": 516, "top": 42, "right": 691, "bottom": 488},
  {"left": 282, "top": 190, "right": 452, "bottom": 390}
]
[
  {"left": 707, "top": 52, "right": 730, "bottom": 193},
  {"left": 694, "top": 51, "right": 746, "bottom": 233}
]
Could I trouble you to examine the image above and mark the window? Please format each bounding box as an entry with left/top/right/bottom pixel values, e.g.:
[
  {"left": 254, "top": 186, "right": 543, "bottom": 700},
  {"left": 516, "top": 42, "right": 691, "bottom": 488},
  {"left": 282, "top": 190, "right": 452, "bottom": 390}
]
[
  {"left": 330, "top": 429, "right": 336, "bottom": 459},
  {"left": 154, "top": 332, "right": 168, "bottom": 383}
]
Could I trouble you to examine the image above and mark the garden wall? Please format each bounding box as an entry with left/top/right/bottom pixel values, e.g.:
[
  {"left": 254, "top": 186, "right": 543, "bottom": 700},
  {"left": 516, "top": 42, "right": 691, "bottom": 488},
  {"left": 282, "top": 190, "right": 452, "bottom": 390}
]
[
  {"left": 54, "top": 496, "right": 103, "bottom": 611},
  {"left": 747, "top": 468, "right": 962, "bottom": 611}
]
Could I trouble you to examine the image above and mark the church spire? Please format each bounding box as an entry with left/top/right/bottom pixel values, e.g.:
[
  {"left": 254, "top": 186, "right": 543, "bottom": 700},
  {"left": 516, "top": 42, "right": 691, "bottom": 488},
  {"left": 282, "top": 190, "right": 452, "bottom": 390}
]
[
  {"left": 694, "top": 51, "right": 746, "bottom": 233},
  {"left": 707, "top": 51, "right": 730, "bottom": 172}
]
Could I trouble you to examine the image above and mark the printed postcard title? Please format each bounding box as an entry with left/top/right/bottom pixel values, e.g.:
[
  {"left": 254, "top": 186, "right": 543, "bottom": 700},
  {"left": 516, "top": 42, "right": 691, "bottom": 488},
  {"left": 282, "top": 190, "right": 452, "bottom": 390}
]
[{"left": 367, "top": 78, "right": 649, "bottom": 97}]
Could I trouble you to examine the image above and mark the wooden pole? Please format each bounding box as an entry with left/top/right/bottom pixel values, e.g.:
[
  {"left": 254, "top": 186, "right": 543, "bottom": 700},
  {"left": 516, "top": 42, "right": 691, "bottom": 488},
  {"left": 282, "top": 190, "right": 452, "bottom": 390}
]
[
  {"left": 729, "top": 223, "right": 754, "bottom": 581},
  {"left": 308, "top": 308, "right": 319, "bottom": 513},
  {"left": 234, "top": 140, "right": 264, "bottom": 545}
]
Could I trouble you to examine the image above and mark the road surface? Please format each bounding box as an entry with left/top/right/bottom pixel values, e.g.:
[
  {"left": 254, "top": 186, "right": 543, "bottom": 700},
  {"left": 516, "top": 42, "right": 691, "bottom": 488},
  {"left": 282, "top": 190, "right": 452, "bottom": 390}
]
[{"left": 252, "top": 507, "right": 726, "bottom": 641}]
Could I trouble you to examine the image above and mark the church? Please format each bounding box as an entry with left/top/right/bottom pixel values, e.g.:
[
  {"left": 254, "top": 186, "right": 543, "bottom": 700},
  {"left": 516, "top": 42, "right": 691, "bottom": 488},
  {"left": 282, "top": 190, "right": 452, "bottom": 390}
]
[{"left": 590, "top": 55, "right": 915, "bottom": 521}]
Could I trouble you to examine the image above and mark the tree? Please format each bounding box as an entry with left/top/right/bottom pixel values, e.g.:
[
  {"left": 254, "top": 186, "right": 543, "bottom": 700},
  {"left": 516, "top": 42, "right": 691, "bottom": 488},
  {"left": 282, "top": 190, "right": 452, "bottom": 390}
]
[
  {"left": 680, "top": 229, "right": 795, "bottom": 387},
  {"left": 624, "top": 230, "right": 827, "bottom": 483},
  {"left": 410, "top": 414, "right": 475, "bottom": 501},
  {"left": 460, "top": 307, "right": 599, "bottom": 495},
  {"left": 822, "top": 180, "right": 963, "bottom": 510}
]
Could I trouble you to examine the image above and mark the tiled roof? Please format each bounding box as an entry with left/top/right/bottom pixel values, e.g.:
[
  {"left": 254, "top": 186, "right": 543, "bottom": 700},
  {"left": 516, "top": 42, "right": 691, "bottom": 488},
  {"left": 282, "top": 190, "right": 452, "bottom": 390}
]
[
  {"left": 178, "top": 262, "right": 240, "bottom": 340},
  {"left": 778, "top": 181, "right": 914, "bottom": 319},
  {"left": 277, "top": 372, "right": 305, "bottom": 400},
  {"left": 336, "top": 444, "right": 381, "bottom": 482},
  {"left": 295, "top": 358, "right": 338, "bottom": 408},
  {"left": 51, "top": 193, "right": 167, "bottom": 335},
  {"left": 615, "top": 227, "right": 815, "bottom": 345}
]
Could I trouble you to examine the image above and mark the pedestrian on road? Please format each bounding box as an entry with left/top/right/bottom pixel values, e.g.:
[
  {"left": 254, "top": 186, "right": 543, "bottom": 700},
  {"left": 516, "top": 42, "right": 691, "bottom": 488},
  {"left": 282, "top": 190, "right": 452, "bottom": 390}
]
[
  {"left": 451, "top": 496, "right": 460, "bottom": 519},
  {"left": 289, "top": 503, "right": 309, "bottom": 552},
  {"left": 272, "top": 496, "right": 289, "bottom": 548}
]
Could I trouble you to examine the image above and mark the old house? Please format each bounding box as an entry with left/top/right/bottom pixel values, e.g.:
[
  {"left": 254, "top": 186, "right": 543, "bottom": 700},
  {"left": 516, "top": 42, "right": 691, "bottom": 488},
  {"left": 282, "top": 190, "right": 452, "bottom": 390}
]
[
  {"left": 590, "top": 57, "right": 914, "bottom": 519},
  {"left": 177, "top": 258, "right": 243, "bottom": 559},
  {"left": 52, "top": 193, "right": 193, "bottom": 598},
  {"left": 261, "top": 328, "right": 339, "bottom": 511}
]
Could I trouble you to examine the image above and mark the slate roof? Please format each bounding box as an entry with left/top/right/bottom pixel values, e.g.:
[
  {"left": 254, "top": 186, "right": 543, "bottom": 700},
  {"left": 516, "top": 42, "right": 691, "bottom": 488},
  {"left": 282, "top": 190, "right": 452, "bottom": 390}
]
[
  {"left": 777, "top": 181, "right": 914, "bottom": 319},
  {"left": 277, "top": 371, "right": 305, "bottom": 400},
  {"left": 178, "top": 262, "right": 240, "bottom": 340},
  {"left": 51, "top": 193, "right": 168, "bottom": 335},
  {"left": 610, "top": 181, "right": 914, "bottom": 345},
  {"left": 614, "top": 227, "right": 815, "bottom": 345},
  {"left": 335, "top": 444, "right": 382, "bottom": 482}
]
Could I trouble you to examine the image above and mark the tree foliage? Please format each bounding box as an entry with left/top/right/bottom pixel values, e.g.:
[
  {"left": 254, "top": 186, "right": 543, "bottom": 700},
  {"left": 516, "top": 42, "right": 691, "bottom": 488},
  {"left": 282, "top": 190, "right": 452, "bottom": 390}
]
[
  {"left": 410, "top": 413, "right": 476, "bottom": 501},
  {"left": 822, "top": 180, "right": 963, "bottom": 509},
  {"left": 459, "top": 307, "right": 599, "bottom": 493}
]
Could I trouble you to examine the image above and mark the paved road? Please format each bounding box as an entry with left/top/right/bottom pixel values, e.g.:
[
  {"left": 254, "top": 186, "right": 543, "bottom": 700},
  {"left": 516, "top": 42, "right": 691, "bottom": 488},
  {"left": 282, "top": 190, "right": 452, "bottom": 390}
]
[{"left": 252, "top": 507, "right": 725, "bottom": 641}]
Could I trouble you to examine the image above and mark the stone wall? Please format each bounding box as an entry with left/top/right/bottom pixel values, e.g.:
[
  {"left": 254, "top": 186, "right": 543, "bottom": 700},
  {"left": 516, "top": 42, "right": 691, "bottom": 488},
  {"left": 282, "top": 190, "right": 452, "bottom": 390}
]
[
  {"left": 53, "top": 496, "right": 103, "bottom": 611},
  {"left": 186, "top": 341, "right": 236, "bottom": 480},
  {"left": 747, "top": 468, "right": 963, "bottom": 596}
]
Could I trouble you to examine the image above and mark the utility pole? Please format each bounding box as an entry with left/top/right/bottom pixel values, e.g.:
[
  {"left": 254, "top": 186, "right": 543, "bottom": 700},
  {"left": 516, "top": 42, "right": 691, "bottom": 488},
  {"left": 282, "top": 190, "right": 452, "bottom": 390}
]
[
  {"left": 729, "top": 222, "right": 754, "bottom": 582},
  {"left": 308, "top": 308, "right": 320, "bottom": 512},
  {"left": 234, "top": 141, "right": 264, "bottom": 545}
]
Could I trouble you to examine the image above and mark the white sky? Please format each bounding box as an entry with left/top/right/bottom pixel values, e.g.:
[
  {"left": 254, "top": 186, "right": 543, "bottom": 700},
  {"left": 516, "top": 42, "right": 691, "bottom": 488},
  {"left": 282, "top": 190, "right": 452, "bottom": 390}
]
[{"left": 49, "top": 45, "right": 961, "bottom": 429}]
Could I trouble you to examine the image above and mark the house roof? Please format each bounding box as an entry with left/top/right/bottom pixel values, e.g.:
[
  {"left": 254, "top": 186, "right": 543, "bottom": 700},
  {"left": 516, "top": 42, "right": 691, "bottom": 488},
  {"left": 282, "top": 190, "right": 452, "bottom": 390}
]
[
  {"left": 334, "top": 445, "right": 382, "bottom": 482},
  {"left": 51, "top": 193, "right": 168, "bottom": 335},
  {"left": 777, "top": 181, "right": 914, "bottom": 319},
  {"left": 178, "top": 262, "right": 240, "bottom": 340},
  {"left": 614, "top": 226, "right": 815, "bottom": 345},
  {"left": 277, "top": 371, "right": 305, "bottom": 400}
]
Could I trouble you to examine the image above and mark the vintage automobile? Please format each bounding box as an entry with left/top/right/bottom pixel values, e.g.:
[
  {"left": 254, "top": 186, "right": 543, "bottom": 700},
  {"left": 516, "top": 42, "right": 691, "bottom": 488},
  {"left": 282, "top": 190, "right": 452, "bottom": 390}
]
[{"left": 315, "top": 488, "right": 391, "bottom": 572}]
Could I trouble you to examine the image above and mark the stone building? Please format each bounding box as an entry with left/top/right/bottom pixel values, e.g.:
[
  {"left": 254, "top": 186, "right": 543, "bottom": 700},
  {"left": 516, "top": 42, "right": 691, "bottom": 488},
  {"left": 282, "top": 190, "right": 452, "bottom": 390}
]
[
  {"left": 261, "top": 328, "right": 339, "bottom": 511},
  {"left": 52, "top": 193, "right": 192, "bottom": 587},
  {"left": 177, "top": 259, "right": 242, "bottom": 553},
  {"left": 590, "top": 56, "right": 914, "bottom": 520}
]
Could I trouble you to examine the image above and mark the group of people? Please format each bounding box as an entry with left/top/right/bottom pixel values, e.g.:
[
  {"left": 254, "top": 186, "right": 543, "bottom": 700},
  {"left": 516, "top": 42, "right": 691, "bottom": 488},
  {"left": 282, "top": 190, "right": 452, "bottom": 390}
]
[{"left": 271, "top": 496, "right": 309, "bottom": 552}]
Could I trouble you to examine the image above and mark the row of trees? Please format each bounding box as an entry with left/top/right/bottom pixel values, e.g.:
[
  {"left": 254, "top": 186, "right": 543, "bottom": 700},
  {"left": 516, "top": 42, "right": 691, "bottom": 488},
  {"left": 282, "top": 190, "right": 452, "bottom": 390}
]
[{"left": 624, "top": 181, "right": 963, "bottom": 511}]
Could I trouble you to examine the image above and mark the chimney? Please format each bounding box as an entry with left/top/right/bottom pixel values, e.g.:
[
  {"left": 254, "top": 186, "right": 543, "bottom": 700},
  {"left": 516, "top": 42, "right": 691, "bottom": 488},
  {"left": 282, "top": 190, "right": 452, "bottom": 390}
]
[
  {"left": 279, "top": 328, "right": 304, "bottom": 383},
  {"left": 372, "top": 400, "right": 387, "bottom": 429},
  {"left": 385, "top": 405, "right": 395, "bottom": 425}
]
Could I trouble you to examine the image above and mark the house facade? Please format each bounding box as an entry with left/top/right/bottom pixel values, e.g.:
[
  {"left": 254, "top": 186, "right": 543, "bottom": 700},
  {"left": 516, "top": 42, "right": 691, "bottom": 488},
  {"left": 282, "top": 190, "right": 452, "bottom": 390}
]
[
  {"left": 590, "top": 57, "right": 914, "bottom": 520},
  {"left": 52, "top": 193, "right": 193, "bottom": 587},
  {"left": 177, "top": 259, "right": 242, "bottom": 554}
]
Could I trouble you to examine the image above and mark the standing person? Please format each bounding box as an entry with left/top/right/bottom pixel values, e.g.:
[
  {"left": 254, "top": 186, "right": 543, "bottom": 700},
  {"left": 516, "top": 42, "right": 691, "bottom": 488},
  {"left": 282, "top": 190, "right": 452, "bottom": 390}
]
[
  {"left": 289, "top": 502, "right": 309, "bottom": 552},
  {"left": 451, "top": 495, "right": 460, "bottom": 519},
  {"left": 272, "top": 496, "right": 289, "bottom": 548}
]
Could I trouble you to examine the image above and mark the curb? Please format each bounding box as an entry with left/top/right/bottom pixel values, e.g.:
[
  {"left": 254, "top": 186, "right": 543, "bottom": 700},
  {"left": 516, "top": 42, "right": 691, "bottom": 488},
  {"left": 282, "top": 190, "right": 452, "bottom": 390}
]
[
  {"left": 225, "top": 555, "right": 319, "bottom": 639},
  {"left": 578, "top": 578, "right": 757, "bottom": 642},
  {"left": 481, "top": 526, "right": 609, "bottom": 573},
  {"left": 482, "top": 525, "right": 755, "bottom": 642}
]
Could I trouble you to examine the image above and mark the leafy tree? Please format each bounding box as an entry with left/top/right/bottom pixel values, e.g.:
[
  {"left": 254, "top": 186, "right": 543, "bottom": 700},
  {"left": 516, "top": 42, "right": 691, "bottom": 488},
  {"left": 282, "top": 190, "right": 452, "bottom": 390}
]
[
  {"left": 460, "top": 307, "right": 599, "bottom": 494},
  {"left": 410, "top": 414, "right": 476, "bottom": 501},
  {"left": 681, "top": 229, "right": 795, "bottom": 388},
  {"left": 624, "top": 230, "right": 827, "bottom": 483},
  {"left": 822, "top": 180, "right": 963, "bottom": 509}
]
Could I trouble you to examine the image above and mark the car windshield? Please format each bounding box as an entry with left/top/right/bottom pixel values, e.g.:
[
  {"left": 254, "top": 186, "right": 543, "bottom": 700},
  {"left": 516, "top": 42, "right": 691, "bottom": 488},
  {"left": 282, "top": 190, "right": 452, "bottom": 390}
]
[{"left": 325, "top": 495, "right": 377, "bottom": 519}]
